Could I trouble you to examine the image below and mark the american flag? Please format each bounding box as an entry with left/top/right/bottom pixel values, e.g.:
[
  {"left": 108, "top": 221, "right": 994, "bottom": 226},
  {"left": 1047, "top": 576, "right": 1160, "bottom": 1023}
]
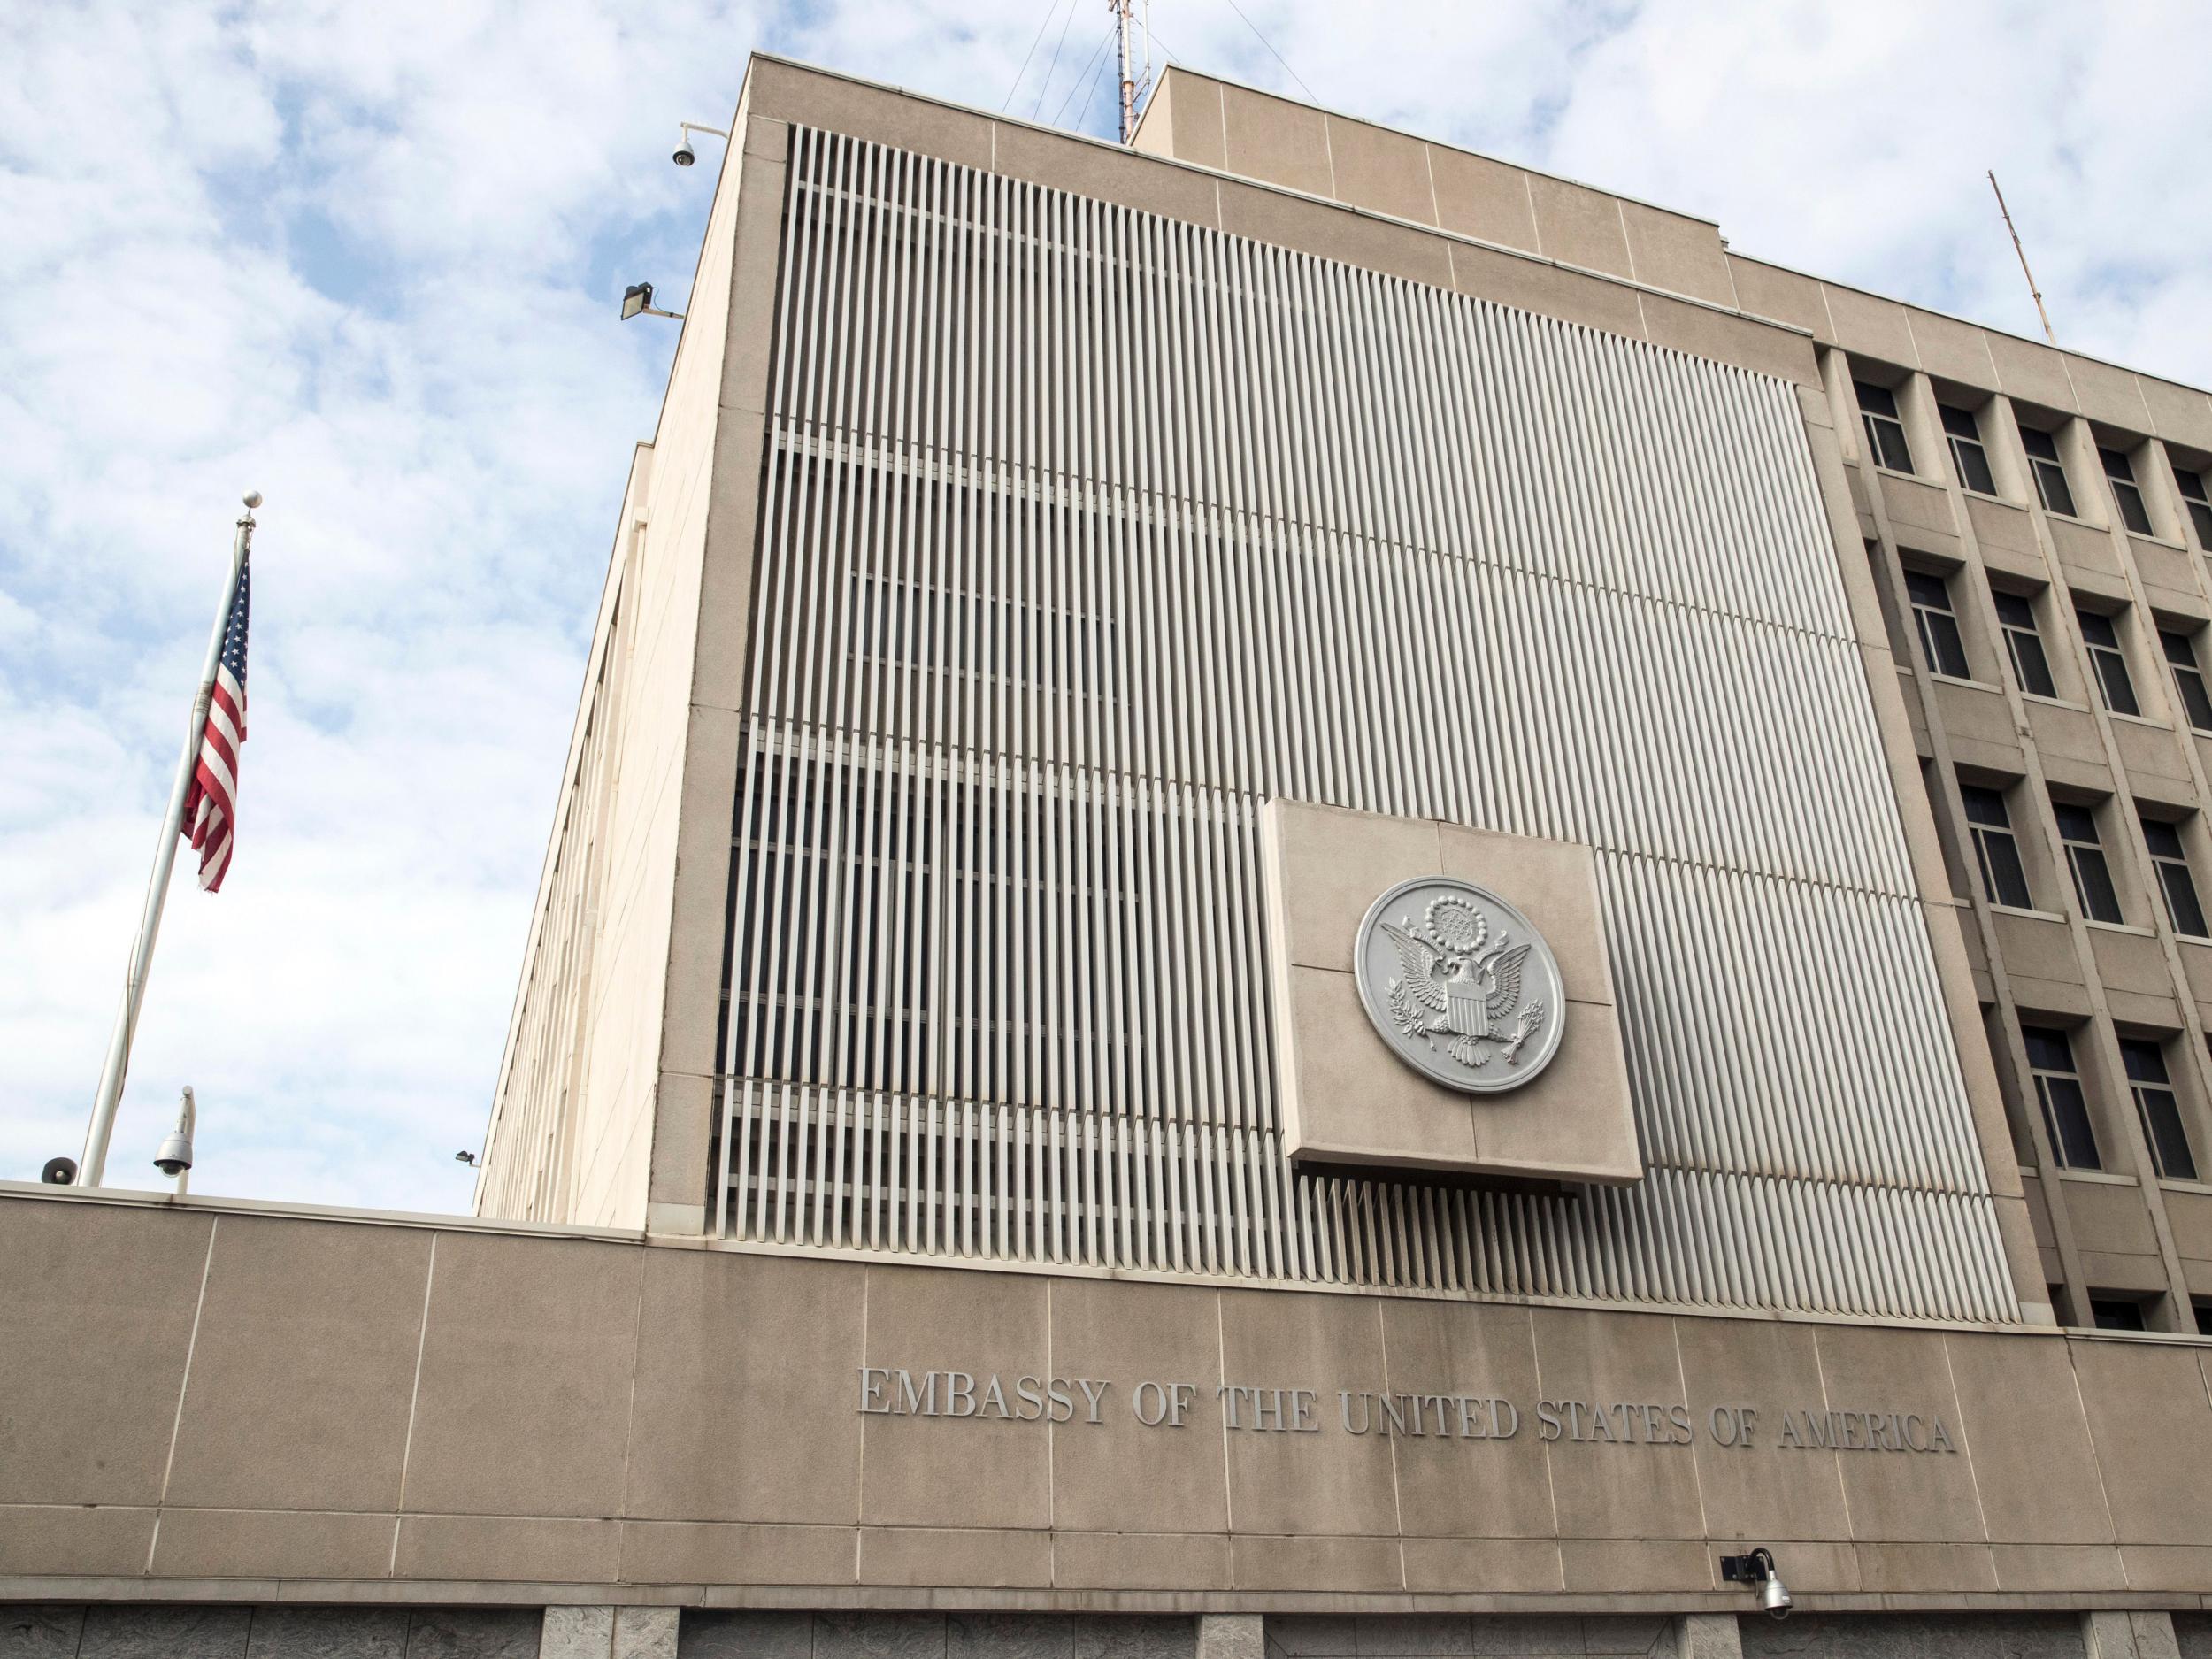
[{"left": 182, "top": 553, "right": 250, "bottom": 892}]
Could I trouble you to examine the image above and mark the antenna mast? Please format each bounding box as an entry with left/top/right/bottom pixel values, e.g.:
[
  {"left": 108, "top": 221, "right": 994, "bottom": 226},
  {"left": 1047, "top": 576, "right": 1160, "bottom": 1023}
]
[
  {"left": 1987, "top": 170, "right": 2057, "bottom": 348},
  {"left": 1113, "top": 0, "right": 1150, "bottom": 145}
]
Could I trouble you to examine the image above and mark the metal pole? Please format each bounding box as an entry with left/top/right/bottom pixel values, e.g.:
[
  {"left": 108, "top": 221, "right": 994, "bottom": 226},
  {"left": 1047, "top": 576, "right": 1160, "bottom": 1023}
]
[
  {"left": 1988, "top": 170, "right": 2058, "bottom": 348},
  {"left": 79, "top": 498, "right": 259, "bottom": 1187},
  {"left": 1115, "top": 0, "right": 1135, "bottom": 144}
]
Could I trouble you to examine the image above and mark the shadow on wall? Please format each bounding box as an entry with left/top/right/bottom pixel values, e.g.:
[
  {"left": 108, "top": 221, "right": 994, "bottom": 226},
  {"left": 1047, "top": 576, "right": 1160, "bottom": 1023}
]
[{"left": 3, "top": 1604, "right": 540, "bottom": 1657}]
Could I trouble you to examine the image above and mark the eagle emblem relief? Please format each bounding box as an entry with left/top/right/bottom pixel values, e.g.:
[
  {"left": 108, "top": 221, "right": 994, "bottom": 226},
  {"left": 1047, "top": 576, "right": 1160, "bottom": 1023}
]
[{"left": 1353, "top": 878, "right": 1566, "bottom": 1094}]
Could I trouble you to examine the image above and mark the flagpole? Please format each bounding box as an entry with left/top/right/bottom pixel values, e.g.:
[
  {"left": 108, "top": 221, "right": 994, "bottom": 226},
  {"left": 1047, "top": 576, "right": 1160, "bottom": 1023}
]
[{"left": 79, "top": 493, "right": 261, "bottom": 1188}]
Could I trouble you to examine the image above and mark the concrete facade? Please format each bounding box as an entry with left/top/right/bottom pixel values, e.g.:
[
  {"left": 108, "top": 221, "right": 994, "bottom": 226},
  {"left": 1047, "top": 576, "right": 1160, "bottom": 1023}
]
[
  {"left": 8, "top": 1187, "right": 2212, "bottom": 1616},
  {"left": 476, "top": 54, "right": 2040, "bottom": 1327},
  {"left": 1129, "top": 66, "right": 2212, "bottom": 1339},
  {"left": 20, "top": 45, "right": 2212, "bottom": 1655}
]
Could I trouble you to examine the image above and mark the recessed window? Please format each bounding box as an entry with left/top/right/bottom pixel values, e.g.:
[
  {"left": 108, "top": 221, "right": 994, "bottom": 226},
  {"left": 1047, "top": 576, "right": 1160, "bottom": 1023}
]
[
  {"left": 2162, "top": 630, "right": 2212, "bottom": 732},
  {"left": 2142, "top": 818, "right": 2208, "bottom": 938},
  {"left": 1994, "top": 589, "right": 2056, "bottom": 697},
  {"left": 1941, "top": 404, "right": 1997, "bottom": 495},
  {"left": 1855, "top": 380, "right": 1915, "bottom": 473},
  {"left": 2193, "top": 1299, "right": 2212, "bottom": 1336},
  {"left": 2024, "top": 1025, "right": 2101, "bottom": 1170},
  {"left": 2089, "top": 1297, "right": 2147, "bottom": 1332},
  {"left": 2122, "top": 1037, "right": 2199, "bottom": 1181},
  {"left": 2101, "top": 446, "right": 2155, "bottom": 536},
  {"left": 1904, "top": 570, "right": 1970, "bottom": 679},
  {"left": 1961, "top": 783, "right": 2032, "bottom": 909},
  {"left": 2054, "top": 798, "right": 2124, "bottom": 924},
  {"left": 2021, "top": 424, "right": 2078, "bottom": 516},
  {"left": 2174, "top": 462, "right": 2212, "bottom": 550},
  {"left": 2077, "top": 609, "right": 2140, "bottom": 716}
]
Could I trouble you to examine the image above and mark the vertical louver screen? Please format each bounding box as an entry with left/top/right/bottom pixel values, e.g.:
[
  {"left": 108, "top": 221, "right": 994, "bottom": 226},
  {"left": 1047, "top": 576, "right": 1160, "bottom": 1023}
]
[{"left": 717, "top": 126, "right": 2017, "bottom": 1322}]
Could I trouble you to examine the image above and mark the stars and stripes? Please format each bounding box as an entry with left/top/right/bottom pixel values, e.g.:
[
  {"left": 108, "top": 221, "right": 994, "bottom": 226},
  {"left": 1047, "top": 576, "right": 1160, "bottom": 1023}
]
[{"left": 182, "top": 553, "right": 250, "bottom": 892}]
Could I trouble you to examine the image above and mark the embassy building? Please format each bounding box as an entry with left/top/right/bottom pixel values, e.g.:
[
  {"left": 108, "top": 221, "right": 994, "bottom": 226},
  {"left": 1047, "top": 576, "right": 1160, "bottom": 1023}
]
[{"left": 17, "top": 52, "right": 2212, "bottom": 1659}]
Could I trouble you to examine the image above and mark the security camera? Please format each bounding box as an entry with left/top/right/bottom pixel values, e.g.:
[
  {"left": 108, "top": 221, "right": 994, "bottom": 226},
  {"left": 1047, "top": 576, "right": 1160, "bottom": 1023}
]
[
  {"left": 42, "top": 1156, "right": 77, "bottom": 1186},
  {"left": 1760, "top": 1575, "right": 1793, "bottom": 1619},
  {"left": 671, "top": 120, "right": 726, "bottom": 170},
  {"left": 1721, "top": 1548, "right": 1791, "bottom": 1621},
  {"left": 153, "top": 1087, "right": 196, "bottom": 1179}
]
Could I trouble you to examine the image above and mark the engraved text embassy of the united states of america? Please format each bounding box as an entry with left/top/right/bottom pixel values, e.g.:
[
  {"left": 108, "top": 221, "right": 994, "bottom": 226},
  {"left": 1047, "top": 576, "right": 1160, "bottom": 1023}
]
[{"left": 856, "top": 1368, "right": 1960, "bottom": 1454}]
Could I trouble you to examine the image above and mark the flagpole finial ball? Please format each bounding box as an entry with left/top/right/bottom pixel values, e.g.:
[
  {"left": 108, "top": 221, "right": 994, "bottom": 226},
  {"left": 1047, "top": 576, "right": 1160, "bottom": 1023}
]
[{"left": 242, "top": 491, "right": 263, "bottom": 510}]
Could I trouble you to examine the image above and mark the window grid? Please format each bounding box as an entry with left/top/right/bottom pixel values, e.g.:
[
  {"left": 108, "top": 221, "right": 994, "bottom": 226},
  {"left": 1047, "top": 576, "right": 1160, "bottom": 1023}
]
[
  {"left": 2022, "top": 425, "right": 2078, "bottom": 517},
  {"left": 1942, "top": 404, "right": 1997, "bottom": 495},
  {"left": 2161, "top": 630, "right": 2212, "bottom": 731},
  {"left": 2122, "top": 1038, "right": 2198, "bottom": 1182},
  {"left": 2024, "top": 1025, "right": 2101, "bottom": 1171},
  {"left": 1856, "top": 380, "right": 1915, "bottom": 473},
  {"left": 1961, "top": 783, "right": 2032, "bottom": 910},
  {"left": 1904, "top": 570, "right": 1970, "bottom": 680},
  {"left": 2091, "top": 1298, "right": 2148, "bottom": 1332},
  {"left": 2078, "top": 609, "right": 2141, "bottom": 717},
  {"left": 2054, "top": 799, "right": 2124, "bottom": 925},
  {"left": 2142, "top": 818, "right": 2208, "bottom": 938},
  {"left": 2174, "top": 462, "right": 2212, "bottom": 550},
  {"left": 1993, "top": 589, "right": 2056, "bottom": 698},
  {"left": 2101, "top": 446, "right": 2155, "bottom": 537}
]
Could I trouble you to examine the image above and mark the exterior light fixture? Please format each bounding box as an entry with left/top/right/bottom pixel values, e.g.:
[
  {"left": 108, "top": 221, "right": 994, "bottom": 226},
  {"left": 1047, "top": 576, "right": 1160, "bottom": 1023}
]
[
  {"left": 455, "top": 1150, "right": 479, "bottom": 1168},
  {"left": 1720, "top": 1548, "right": 1793, "bottom": 1619},
  {"left": 672, "top": 120, "right": 729, "bottom": 168},
  {"left": 621, "top": 282, "right": 685, "bottom": 323},
  {"left": 153, "top": 1086, "right": 196, "bottom": 1189}
]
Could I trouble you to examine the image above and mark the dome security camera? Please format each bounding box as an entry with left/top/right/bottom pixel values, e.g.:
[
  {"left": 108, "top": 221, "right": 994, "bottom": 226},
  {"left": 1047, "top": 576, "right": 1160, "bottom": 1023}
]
[
  {"left": 1721, "top": 1548, "right": 1792, "bottom": 1621},
  {"left": 670, "top": 121, "right": 726, "bottom": 172},
  {"left": 153, "top": 1087, "right": 196, "bottom": 1179}
]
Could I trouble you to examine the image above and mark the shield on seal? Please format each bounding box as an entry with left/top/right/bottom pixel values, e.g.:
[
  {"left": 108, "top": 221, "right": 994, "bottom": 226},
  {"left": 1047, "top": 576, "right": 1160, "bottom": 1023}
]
[{"left": 1444, "top": 959, "right": 1490, "bottom": 1041}]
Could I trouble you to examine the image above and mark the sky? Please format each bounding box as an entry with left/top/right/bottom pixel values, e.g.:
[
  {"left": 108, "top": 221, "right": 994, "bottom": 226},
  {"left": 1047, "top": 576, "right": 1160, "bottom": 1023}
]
[{"left": 5, "top": 1, "right": 2212, "bottom": 1217}]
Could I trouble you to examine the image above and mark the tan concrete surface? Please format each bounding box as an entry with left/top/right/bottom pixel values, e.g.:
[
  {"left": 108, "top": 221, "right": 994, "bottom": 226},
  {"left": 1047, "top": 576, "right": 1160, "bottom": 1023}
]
[
  {"left": 1260, "top": 801, "right": 1638, "bottom": 1184},
  {"left": 8, "top": 1189, "right": 2212, "bottom": 1612}
]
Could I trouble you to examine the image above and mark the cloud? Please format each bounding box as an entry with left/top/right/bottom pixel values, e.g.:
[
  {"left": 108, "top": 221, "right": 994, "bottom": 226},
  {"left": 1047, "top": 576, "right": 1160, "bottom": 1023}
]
[{"left": 4, "top": 0, "right": 2209, "bottom": 1211}]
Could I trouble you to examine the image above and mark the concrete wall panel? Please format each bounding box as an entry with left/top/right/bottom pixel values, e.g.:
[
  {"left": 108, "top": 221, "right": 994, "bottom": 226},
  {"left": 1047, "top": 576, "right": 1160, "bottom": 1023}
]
[{"left": 5, "top": 1194, "right": 2212, "bottom": 1608}]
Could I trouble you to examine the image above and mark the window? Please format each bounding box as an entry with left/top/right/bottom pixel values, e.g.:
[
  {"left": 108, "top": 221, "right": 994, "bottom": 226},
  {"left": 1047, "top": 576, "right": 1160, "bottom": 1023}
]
[
  {"left": 1904, "top": 570, "right": 1970, "bottom": 678},
  {"left": 1855, "top": 380, "right": 1915, "bottom": 472},
  {"left": 2161, "top": 630, "right": 2212, "bottom": 731},
  {"left": 2021, "top": 424, "right": 2078, "bottom": 516},
  {"left": 2122, "top": 1038, "right": 2198, "bottom": 1180},
  {"left": 2195, "top": 1299, "right": 2212, "bottom": 1336},
  {"left": 2054, "top": 799, "right": 2124, "bottom": 923},
  {"left": 1961, "top": 784, "right": 2032, "bottom": 909},
  {"left": 1942, "top": 404, "right": 1997, "bottom": 494},
  {"left": 2077, "top": 609, "right": 2140, "bottom": 716},
  {"left": 2089, "top": 1298, "right": 2147, "bottom": 1332},
  {"left": 2024, "top": 1025, "right": 2101, "bottom": 1170},
  {"left": 2174, "top": 462, "right": 2212, "bottom": 550},
  {"left": 2142, "top": 818, "right": 2208, "bottom": 938},
  {"left": 2101, "top": 446, "right": 2155, "bottom": 536},
  {"left": 1994, "top": 589, "right": 2056, "bottom": 697}
]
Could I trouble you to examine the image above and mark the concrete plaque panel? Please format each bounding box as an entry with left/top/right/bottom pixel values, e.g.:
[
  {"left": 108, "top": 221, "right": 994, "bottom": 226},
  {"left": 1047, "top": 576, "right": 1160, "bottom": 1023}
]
[{"left": 1262, "top": 800, "right": 1639, "bottom": 1184}]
